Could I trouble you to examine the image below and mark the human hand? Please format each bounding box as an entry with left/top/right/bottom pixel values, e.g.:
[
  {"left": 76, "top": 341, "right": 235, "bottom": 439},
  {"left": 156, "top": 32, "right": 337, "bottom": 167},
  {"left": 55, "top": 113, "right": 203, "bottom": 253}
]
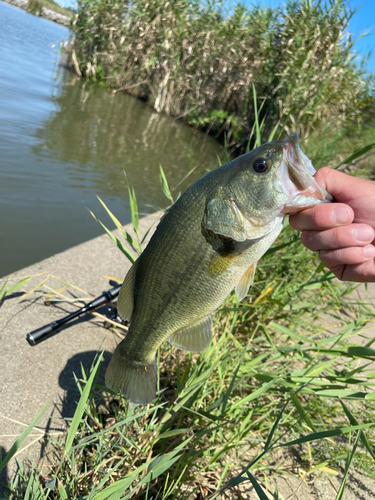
[{"left": 289, "top": 167, "right": 375, "bottom": 282}]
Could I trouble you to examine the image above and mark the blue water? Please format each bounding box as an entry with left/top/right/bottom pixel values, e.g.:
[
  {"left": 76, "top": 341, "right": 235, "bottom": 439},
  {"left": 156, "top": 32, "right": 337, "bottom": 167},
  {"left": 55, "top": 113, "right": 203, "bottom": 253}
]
[{"left": 0, "top": 1, "right": 223, "bottom": 277}]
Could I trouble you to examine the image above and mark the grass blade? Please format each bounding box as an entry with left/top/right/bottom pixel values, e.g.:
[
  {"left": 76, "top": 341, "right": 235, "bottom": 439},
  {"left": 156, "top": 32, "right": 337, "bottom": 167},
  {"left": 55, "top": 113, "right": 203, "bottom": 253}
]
[
  {"left": 335, "top": 142, "right": 375, "bottom": 169},
  {"left": 0, "top": 280, "right": 8, "bottom": 302},
  {"left": 96, "top": 196, "right": 125, "bottom": 234},
  {"left": 264, "top": 398, "right": 290, "bottom": 451},
  {"left": 221, "top": 354, "right": 244, "bottom": 415},
  {"left": 90, "top": 211, "right": 137, "bottom": 263},
  {"left": 290, "top": 393, "right": 317, "bottom": 432},
  {"left": 96, "top": 196, "right": 141, "bottom": 252},
  {"left": 223, "top": 134, "right": 230, "bottom": 164},
  {"left": 252, "top": 83, "right": 261, "bottom": 148},
  {"left": 1, "top": 277, "right": 30, "bottom": 301},
  {"left": 339, "top": 400, "right": 375, "bottom": 461},
  {"left": 245, "top": 471, "right": 269, "bottom": 500},
  {"left": 281, "top": 423, "right": 375, "bottom": 447},
  {"left": 335, "top": 432, "right": 360, "bottom": 500},
  {"left": 159, "top": 165, "right": 174, "bottom": 203},
  {"left": 128, "top": 186, "right": 139, "bottom": 234},
  {"left": 267, "top": 120, "right": 280, "bottom": 142},
  {"left": 0, "top": 403, "right": 49, "bottom": 473},
  {"left": 91, "top": 464, "right": 148, "bottom": 500},
  {"left": 232, "top": 378, "right": 280, "bottom": 409},
  {"left": 347, "top": 346, "right": 375, "bottom": 357},
  {"left": 65, "top": 354, "right": 103, "bottom": 455}
]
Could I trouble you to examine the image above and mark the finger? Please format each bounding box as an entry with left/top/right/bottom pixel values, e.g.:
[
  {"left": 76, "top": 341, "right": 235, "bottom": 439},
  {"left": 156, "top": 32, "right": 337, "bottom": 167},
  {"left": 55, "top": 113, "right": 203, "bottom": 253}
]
[
  {"left": 301, "top": 224, "right": 375, "bottom": 252},
  {"left": 314, "top": 167, "right": 375, "bottom": 205},
  {"left": 289, "top": 203, "right": 354, "bottom": 232},
  {"left": 329, "top": 260, "right": 375, "bottom": 283},
  {"left": 319, "top": 244, "right": 375, "bottom": 268}
]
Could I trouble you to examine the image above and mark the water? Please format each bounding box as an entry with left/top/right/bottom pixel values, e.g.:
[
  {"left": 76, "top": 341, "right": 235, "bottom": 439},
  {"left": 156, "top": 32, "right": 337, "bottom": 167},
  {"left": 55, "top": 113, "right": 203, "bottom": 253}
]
[{"left": 0, "top": 1, "right": 223, "bottom": 278}]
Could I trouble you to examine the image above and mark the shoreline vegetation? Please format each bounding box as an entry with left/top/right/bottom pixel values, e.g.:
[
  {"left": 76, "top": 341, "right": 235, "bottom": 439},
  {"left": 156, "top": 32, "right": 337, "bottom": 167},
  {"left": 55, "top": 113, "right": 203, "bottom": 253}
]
[
  {"left": 1, "top": 0, "right": 72, "bottom": 26},
  {"left": 66, "top": 0, "right": 374, "bottom": 159}
]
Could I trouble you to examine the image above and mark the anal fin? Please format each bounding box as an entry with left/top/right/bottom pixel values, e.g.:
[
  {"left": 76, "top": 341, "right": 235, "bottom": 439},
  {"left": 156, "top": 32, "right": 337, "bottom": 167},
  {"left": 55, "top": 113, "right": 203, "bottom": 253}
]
[
  {"left": 168, "top": 315, "right": 213, "bottom": 352},
  {"left": 235, "top": 262, "right": 257, "bottom": 301}
]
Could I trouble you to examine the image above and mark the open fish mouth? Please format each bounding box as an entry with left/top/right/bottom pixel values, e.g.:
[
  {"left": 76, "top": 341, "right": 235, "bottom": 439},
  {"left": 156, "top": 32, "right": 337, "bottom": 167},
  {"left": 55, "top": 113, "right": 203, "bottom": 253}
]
[{"left": 275, "top": 133, "right": 333, "bottom": 213}]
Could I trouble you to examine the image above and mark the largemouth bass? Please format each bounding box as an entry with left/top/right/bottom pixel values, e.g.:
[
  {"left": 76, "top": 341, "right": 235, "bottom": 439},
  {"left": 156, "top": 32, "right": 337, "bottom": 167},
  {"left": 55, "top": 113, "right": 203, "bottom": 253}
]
[{"left": 106, "top": 133, "right": 332, "bottom": 405}]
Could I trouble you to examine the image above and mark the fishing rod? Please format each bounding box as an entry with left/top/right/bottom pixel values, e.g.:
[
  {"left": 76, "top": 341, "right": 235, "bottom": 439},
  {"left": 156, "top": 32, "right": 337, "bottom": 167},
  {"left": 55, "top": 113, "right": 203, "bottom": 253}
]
[{"left": 26, "top": 284, "right": 122, "bottom": 346}]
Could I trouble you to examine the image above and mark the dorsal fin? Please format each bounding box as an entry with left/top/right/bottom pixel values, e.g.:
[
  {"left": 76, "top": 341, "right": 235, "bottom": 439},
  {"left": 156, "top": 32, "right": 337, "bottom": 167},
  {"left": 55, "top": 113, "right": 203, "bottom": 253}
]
[
  {"left": 117, "top": 261, "right": 138, "bottom": 322},
  {"left": 235, "top": 262, "right": 257, "bottom": 301},
  {"left": 168, "top": 315, "right": 213, "bottom": 352}
]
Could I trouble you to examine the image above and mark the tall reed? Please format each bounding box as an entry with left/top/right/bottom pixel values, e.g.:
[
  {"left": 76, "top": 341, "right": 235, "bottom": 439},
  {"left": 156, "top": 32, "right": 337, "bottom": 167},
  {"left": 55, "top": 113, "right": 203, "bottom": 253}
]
[{"left": 68, "top": 0, "right": 374, "bottom": 150}]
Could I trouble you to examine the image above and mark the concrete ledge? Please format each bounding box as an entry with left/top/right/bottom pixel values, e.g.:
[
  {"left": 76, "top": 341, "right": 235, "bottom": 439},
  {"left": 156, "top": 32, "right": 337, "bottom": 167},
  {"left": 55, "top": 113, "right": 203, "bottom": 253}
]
[{"left": 0, "top": 212, "right": 161, "bottom": 488}]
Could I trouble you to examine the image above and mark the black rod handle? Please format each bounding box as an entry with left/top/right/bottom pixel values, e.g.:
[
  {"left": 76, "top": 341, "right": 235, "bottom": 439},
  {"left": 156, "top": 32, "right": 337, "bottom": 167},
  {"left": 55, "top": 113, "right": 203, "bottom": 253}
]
[
  {"left": 26, "top": 284, "right": 122, "bottom": 346},
  {"left": 27, "top": 322, "right": 59, "bottom": 346}
]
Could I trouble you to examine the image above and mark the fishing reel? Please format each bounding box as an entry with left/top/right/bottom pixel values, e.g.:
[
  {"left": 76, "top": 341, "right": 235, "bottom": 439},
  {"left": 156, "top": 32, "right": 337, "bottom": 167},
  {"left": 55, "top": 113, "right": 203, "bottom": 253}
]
[{"left": 103, "top": 305, "right": 129, "bottom": 329}]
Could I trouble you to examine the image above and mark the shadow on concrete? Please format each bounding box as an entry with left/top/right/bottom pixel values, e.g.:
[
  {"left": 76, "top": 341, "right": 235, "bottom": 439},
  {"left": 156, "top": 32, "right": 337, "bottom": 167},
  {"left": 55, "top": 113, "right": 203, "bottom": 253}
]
[
  {"left": 0, "top": 350, "right": 113, "bottom": 494},
  {"left": 0, "top": 345, "right": 112, "bottom": 494},
  {"left": 50, "top": 301, "right": 116, "bottom": 419},
  {"left": 57, "top": 349, "right": 112, "bottom": 419},
  {"left": 0, "top": 292, "right": 25, "bottom": 313}
]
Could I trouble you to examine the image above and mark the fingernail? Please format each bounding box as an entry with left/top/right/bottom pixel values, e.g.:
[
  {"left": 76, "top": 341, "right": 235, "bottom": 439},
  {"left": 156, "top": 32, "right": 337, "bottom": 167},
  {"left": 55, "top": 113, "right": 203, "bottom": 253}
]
[
  {"left": 331, "top": 206, "right": 352, "bottom": 225},
  {"left": 364, "top": 245, "right": 375, "bottom": 259},
  {"left": 355, "top": 225, "right": 374, "bottom": 243}
]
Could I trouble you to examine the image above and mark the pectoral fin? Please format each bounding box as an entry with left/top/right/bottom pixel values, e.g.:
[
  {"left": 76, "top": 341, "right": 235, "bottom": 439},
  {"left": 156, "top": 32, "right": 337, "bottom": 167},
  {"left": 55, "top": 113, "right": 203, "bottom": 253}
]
[
  {"left": 235, "top": 262, "right": 257, "bottom": 301},
  {"left": 117, "top": 261, "right": 138, "bottom": 322},
  {"left": 168, "top": 315, "right": 213, "bottom": 352},
  {"left": 208, "top": 245, "right": 237, "bottom": 276}
]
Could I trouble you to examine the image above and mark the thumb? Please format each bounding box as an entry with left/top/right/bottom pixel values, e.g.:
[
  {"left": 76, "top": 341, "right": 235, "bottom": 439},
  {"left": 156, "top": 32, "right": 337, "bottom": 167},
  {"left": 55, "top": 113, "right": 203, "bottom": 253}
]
[{"left": 314, "top": 168, "right": 375, "bottom": 205}]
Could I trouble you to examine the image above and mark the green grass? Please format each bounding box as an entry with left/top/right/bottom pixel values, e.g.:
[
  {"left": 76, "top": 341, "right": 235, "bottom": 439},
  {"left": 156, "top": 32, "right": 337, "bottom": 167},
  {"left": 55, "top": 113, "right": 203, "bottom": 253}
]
[
  {"left": 301, "top": 123, "right": 375, "bottom": 178},
  {"left": 4, "top": 136, "right": 375, "bottom": 499},
  {"left": 0, "top": 277, "right": 30, "bottom": 303}
]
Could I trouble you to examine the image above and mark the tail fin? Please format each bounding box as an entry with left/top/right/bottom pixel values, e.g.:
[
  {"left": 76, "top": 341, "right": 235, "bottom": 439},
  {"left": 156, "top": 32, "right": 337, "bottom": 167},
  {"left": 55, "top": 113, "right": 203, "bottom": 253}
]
[{"left": 105, "top": 349, "right": 157, "bottom": 406}]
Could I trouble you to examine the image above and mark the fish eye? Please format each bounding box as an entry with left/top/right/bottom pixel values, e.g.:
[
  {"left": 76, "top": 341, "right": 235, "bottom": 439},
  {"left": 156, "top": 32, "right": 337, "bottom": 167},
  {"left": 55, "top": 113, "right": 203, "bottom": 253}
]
[{"left": 253, "top": 158, "right": 271, "bottom": 173}]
